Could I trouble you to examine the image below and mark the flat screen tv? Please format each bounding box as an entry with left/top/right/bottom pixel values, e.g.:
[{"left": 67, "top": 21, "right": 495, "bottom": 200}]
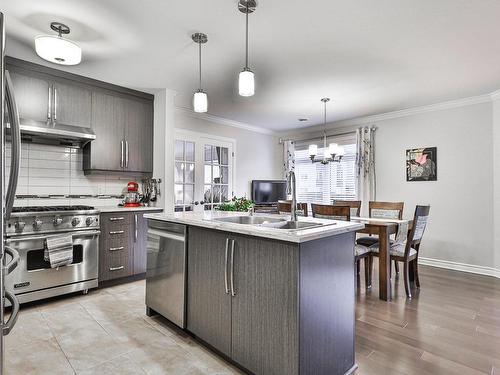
[{"left": 251, "top": 180, "right": 287, "bottom": 204}]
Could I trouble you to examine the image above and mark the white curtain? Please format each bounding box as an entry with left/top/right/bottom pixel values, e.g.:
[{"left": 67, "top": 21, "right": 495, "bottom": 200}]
[
  {"left": 282, "top": 140, "right": 295, "bottom": 178},
  {"left": 356, "top": 127, "right": 376, "bottom": 216}
]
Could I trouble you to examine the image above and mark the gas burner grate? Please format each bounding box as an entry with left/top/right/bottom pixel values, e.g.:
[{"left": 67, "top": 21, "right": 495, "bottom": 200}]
[{"left": 12, "top": 205, "right": 95, "bottom": 213}]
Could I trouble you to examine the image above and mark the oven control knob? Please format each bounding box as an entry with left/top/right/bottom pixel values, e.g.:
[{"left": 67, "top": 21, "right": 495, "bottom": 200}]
[
  {"left": 53, "top": 216, "right": 63, "bottom": 226},
  {"left": 15, "top": 221, "right": 25, "bottom": 231},
  {"left": 71, "top": 217, "right": 81, "bottom": 227},
  {"left": 33, "top": 218, "right": 43, "bottom": 230},
  {"left": 85, "top": 217, "right": 94, "bottom": 226}
]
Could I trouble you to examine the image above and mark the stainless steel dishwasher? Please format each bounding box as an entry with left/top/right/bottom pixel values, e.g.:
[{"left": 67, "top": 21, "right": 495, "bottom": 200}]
[{"left": 145, "top": 220, "right": 187, "bottom": 328}]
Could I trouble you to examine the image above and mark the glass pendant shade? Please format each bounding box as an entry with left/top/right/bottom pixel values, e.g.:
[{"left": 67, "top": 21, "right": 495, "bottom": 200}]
[
  {"left": 239, "top": 69, "right": 255, "bottom": 97},
  {"left": 328, "top": 143, "right": 340, "bottom": 156},
  {"left": 35, "top": 35, "right": 81, "bottom": 65},
  {"left": 308, "top": 144, "right": 318, "bottom": 157},
  {"left": 337, "top": 145, "right": 345, "bottom": 156},
  {"left": 193, "top": 90, "right": 208, "bottom": 113}
]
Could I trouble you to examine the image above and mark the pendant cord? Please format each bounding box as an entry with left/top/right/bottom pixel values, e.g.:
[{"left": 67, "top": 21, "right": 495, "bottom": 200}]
[
  {"left": 198, "top": 41, "right": 202, "bottom": 90},
  {"left": 245, "top": 1, "right": 249, "bottom": 69}
]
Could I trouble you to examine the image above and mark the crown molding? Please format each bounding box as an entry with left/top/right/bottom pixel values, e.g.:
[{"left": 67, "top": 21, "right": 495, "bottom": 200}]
[
  {"left": 490, "top": 90, "right": 500, "bottom": 101},
  {"left": 175, "top": 107, "right": 276, "bottom": 135},
  {"left": 331, "top": 93, "right": 493, "bottom": 128}
]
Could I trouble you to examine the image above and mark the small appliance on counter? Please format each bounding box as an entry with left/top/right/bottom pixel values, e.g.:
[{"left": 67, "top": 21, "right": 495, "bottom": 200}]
[{"left": 123, "top": 181, "right": 142, "bottom": 207}]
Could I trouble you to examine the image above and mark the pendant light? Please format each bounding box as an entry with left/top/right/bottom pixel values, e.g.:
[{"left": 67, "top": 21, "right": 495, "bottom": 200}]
[
  {"left": 35, "top": 22, "right": 82, "bottom": 65},
  {"left": 238, "top": 0, "right": 256, "bottom": 97},
  {"left": 308, "top": 98, "right": 345, "bottom": 164},
  {"left": 192, "top": 33, "right": 208, "bottom": 113}
]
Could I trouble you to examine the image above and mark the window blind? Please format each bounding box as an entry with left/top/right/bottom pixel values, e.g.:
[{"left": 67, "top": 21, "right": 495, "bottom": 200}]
[{"left": 294, "top": 134, "right": 357, "bottom": 205}]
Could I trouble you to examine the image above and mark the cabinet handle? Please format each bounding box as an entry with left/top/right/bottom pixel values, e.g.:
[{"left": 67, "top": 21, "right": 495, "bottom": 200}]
[
  {"left": 47, "top": 86, "right": 52, "bottom": 121},
  {"left": 109, "top": 246, "right": 124, "bottom": 252},
  {"left": 230, "top": 239, "right": 236, "bottom": 297},
  {"left": 224, "top": 238, "right": 229, "bottom": 294},
  {"left": 109, "top": 266, "right": 124, "bottom": 271},
  {"left": 109, "top": 217, "right": 124, "bottom": 221},
  {"left": 125, "top": 141, "right": 129, "bottom": 168},
  {"left": 134, "top": 214, "right": 138, "bottom": 242},
  {"left": 109, "top": 230, "right": 124, "bottom": 235},
  {"left": 54, "top": 87, "right": 58, "bottom": 122},
  {"left": 120, "top": 140, "right": 124, "bottom": 168}
]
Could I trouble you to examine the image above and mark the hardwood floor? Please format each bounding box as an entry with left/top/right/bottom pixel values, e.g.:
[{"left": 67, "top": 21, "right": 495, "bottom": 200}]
[{"left": 355, "top": 263, "right": 500, "bottom": 375}]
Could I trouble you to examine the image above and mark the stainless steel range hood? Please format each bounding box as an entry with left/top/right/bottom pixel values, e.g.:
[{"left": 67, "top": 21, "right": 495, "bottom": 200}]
[{"left": 14, "top": 119, "right": 96, "bottom": 148}]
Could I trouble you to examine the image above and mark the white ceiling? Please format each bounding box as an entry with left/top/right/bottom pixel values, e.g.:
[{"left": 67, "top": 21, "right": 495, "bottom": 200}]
[{"left": 3, "top": 0, "right": 500, "bottom": 132}]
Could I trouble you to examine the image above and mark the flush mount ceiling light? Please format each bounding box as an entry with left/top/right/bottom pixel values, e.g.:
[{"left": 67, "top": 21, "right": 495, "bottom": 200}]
[
  {"left": 192, "top": 32, "right": 208, "bottom": 113},
  {"left": 238, "top": 0, "right": 256, "bottom": 97},
  {"left": 35, "top": 22, "right": 82, "bottom": 65},
  {"left": 308, "top": 98, "right": 345, "bottom": 164}
]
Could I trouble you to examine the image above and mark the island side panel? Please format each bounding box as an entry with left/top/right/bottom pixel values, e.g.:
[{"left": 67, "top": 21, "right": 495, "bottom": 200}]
[
  {"left": 230, "top": 234, "right": 299, "bottom": 375},
  {"left": 299, "top": 232, "right": 356, "bottom": 375}
]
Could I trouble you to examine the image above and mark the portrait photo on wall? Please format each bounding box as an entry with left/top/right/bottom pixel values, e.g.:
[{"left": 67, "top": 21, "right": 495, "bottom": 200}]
[{"left": 406, "top": 147, "right": 437, "bottom": 181}]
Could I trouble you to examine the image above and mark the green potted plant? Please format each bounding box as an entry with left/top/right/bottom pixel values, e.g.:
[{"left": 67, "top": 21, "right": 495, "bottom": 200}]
[{"left": 217, "top": 197, "right": 255, "bottom": 212}]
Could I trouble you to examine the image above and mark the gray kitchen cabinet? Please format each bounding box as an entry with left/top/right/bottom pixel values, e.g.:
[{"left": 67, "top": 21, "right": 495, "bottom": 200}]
[
  {"left": 84, "top": 93, "right": 153, "bottom": 175},
  {"left": 8, "top": 67, "right": 92, "bottom": 129},
  {"left": 124, "top": 98, "right": 153, "bottom": 174},
  {"left": 52, "top": 80, "right": 92, "bottom": 128},
  {"left": 6, "top": 56, "right": 154, "bottom": 177},
  {"left": 230, "top": 234, "right": 299, "bottom": 375},
  {"left": 186, "top": 227, "right": 356, "bottom": 375},
  {"left": 187, "top": 227, "right": 232, "bottom": 357},
  {"left": 86, "top": 92, "right": 124, "bottom": 172},
  {"left": 99, "top": 210, "right": 162, "bottom": 282},
  {"left": 187, "top": 228, "right": 299, "bottom": 373},
  {"left": 99, "top": 212, "right": 135, "bottom": 282},
  {"left": 8, "top": 71, "right": 51, "bottom": 125}
]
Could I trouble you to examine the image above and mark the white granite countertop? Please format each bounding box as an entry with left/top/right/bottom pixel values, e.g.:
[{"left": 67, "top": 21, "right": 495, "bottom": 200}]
[
  {"left": 143, "top": 211, "right": 364, "bottom": 243},
  {"left": 96, "top": 206, "right": 163, "bottom": 213}
]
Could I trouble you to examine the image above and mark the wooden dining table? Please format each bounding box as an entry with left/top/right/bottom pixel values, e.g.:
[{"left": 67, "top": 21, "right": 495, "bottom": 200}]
[{"left": 351, "top": 216, "right": 412, "bottom": 301}]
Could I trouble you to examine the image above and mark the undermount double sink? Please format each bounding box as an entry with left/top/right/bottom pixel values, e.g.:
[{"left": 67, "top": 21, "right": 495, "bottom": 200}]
[{"left": 214, "top": 215, "right": 328, "bottom": 231}]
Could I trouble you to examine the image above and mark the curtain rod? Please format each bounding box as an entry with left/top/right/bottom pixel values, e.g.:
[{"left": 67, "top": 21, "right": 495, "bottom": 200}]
[{"left": 278, "top": 126, "right": 377, "bottom": 144}]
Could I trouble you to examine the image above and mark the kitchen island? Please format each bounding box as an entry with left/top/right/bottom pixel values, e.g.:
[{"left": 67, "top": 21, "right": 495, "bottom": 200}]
[{"left": 144, "top": 211, "right": 364, "bottom": 375}]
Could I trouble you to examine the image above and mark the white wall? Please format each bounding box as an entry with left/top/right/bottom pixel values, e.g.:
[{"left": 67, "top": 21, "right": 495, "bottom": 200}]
[
  {"left": 279, "top": 100, "right": 499, "bottom": 274},
  {"left": 153, "top": 89, "right": 177, "bottom": 211},
  {"left": 492, "top": 96, "right": 500, "bottom": 271},
  {"left": 174, "top": 110, "right": 283, "bottom": 198},
  {"left": 375, "top": 103, "right": 494, "bottom": 268}
]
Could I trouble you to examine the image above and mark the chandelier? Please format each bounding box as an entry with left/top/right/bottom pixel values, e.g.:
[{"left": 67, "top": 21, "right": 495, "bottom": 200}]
[{"left": 308, "top": 98, "right": 344, "bottom": 164}]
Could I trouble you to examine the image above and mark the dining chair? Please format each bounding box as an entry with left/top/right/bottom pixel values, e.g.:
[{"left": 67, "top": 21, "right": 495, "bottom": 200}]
[
  {"left": 332, "top": 200, "right": 361, "bottom": 218},
  {"left": 277, "top": 200, "right": 308, "bottom": 217},
  {"left": 369, "top": 205, "right": 430, "bottom": 298},
  {"left": 312, "top": 203, "right": 372, "bottom": 289},
  {"left": 356, "top": 201, "right": 404, "bottom": 274}
]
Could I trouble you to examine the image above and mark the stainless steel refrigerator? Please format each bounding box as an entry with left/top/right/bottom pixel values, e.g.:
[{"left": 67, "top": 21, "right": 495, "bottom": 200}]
[{"left": 1, "top": 12, "right": 21, "bottom": 375}]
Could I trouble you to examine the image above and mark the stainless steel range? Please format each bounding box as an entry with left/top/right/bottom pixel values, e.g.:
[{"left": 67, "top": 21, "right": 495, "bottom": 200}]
[{"left": 4, "top": 205, "right": 100, "bottom": 303}]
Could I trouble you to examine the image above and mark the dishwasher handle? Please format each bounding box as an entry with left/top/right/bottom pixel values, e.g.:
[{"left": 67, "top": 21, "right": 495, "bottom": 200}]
[{"left": 148, "top": 228, "right": 185, "bottom": 242}]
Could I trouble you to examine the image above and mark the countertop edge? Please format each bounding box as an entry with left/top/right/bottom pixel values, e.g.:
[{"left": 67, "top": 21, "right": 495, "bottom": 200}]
[{"left": 143, "top": 213, "right": 364, "bottom": 243}]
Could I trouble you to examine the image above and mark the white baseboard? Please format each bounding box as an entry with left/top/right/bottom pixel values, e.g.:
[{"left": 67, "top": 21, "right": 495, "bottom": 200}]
[{"left": 419, "top": 257, "right": 500, "bottom": 279}]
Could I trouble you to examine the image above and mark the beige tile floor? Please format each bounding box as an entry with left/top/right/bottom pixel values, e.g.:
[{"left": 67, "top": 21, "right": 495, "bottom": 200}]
[{"left": 4, "top": 280, "right": 243, "bottom": 375}]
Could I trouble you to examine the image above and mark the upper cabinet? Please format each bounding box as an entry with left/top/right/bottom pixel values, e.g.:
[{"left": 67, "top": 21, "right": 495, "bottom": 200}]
[
  {"left": 83, "top": 93, "right": 153, "bottom": 175},
  {"left": 8, "top": 71, "right": 51, "bottom": 125},
  {"left": 52, "top": 80, "right": 92, "bottom": 128},
  {"left": 6, "top": 57, "right": 154, "bottom": 176}
]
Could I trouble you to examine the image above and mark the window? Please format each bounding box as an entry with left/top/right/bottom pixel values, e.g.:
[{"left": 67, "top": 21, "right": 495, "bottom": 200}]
[
  {"left": 204, "top": 145, "right": 230, "bottom": 210},
  {"left": 174, "top": 140, "right": 195, "bottom": 212},
  {"left": 294, "top": 134, "right": 357, "bottom": 205}
]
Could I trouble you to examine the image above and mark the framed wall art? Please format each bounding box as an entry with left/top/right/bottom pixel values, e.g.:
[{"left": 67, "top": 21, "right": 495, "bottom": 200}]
[{"left": 406, "top": 147, "right": 437, "bottom": 181}]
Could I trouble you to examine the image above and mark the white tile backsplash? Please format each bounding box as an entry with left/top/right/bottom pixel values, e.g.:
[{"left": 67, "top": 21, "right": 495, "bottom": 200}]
[{"left": 9, "top": 143, "right": 135, "bottom": 207}]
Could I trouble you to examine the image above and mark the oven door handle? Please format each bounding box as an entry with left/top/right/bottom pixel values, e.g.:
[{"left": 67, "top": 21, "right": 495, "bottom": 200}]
[
  {"left": 3, "top": 247, "right": 20, "bottom": 275},
  {"left": 5, "top": 230, "right": 101, "bottom": 243},
  {"left": 3, "top": 291, "right": 20, "bottom": 336}
]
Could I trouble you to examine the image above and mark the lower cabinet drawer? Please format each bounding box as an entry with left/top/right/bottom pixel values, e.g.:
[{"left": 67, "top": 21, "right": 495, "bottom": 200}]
[{"left": 100, "top": 255, "right": 133, "bottom": 281}]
